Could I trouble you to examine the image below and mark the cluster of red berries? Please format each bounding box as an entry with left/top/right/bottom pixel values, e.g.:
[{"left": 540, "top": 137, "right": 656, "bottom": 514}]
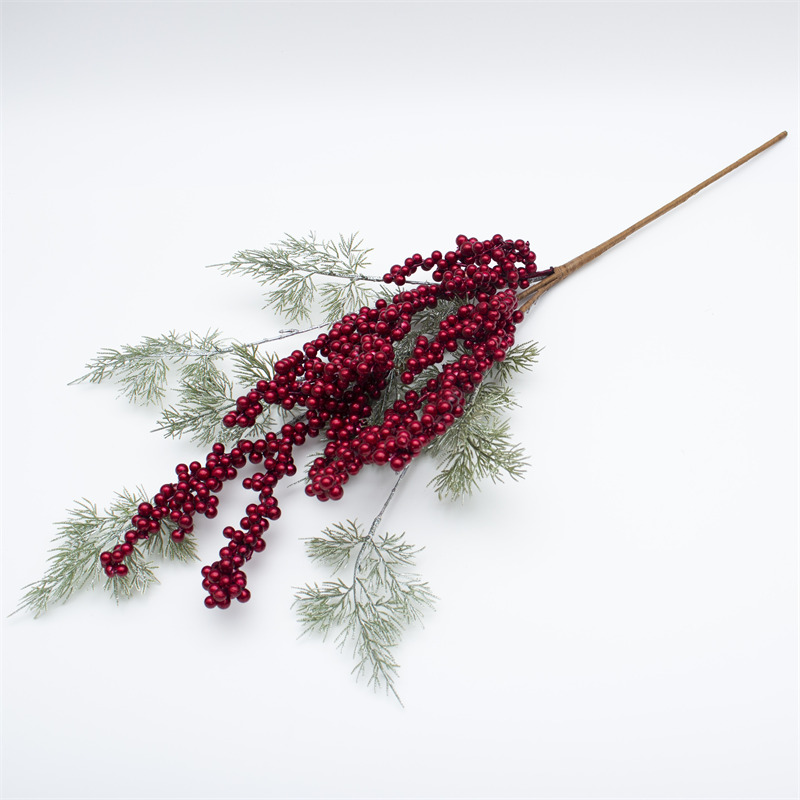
[
  {"left": 99, "top": 448, "right": 237, "bottom": 579},
  {"left": 101, "top": 235, "right": 551, "bottom": 608},
  {"left": 306, "top": 288, "right": 524, "bottom": 499}
]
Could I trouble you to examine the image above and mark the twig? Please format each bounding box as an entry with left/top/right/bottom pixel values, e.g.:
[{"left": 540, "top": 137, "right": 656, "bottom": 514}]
[
  {"left": 353, "top": 466, "right": 410, "bottom": 580},
  {"left": 207, "top": 262, "right": 425, "bottom": 286},
  {"left": 518, "top": 131, "right": 788, "bottom": 314}
]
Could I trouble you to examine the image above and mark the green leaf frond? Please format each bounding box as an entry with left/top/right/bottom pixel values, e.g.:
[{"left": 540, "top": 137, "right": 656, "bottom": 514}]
[
  {"left": 154, "top": 366, "right": 274, "bottom": 446},
  {"left": 428, "top": 384, "right": 529, "bottom": 500},
  {"left": 154, "top": 364, "right": 235, "bottom": 445},
  {"left": 142, "top": 524, "right": 200, "bottom": 564},
  {"left": 489, "top": 340, "right": 541, "bottom": 384},
  {"left": 177, "top": 330, "right": 231, "bottom": 387},
  {"left": 73, "top": 327, "right": 286, "bottom": 446},
  {"left": 303, "top": 520, "right": 364, "bottom": 572},
  {"left": 159, "top": 352, "right": 291, "bottom": 446},
  {"left": 71, "top": 330, "right": 228, "bottom": 406},
  {"left": 294, "top": 520, "right": 435, "bottom": 704},
  {"left": 229, "top": 342, "right": 278, "bottom": 387},
  {"left": 319, "top": 279, "right": 391, "bottom": 324},
  {"left": 213, "top": 232, "right": 391, "bottom": 324},
  {"left": 15, "top": 487, "right": 196, "bottom": 617}
]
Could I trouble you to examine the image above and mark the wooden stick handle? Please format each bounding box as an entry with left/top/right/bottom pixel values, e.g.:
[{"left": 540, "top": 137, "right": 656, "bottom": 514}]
[{"left": 519, "top": 131, "right": 788, "bottom": 313}]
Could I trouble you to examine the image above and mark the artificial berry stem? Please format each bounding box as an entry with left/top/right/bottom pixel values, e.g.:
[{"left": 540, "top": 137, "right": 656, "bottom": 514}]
[
  {"left": 101, "top": 234, "right": 548, "bottom": 608},
  {"left": 518, "top": 131, "right": 788, "bottom": 314},
  {"left": 95, "top": 131, "right": 787, "bottom": 611}
]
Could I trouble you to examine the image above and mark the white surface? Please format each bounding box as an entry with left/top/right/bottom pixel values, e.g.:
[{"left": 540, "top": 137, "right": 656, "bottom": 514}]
[{"left": 2, "top": 2, "right": 798, "bottom": 799}]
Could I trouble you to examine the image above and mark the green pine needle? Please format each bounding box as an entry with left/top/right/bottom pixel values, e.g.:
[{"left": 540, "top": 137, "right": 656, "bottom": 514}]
[
  {"left": 490, "top": 340, "right": 541, "bottom": 383},
  {"left": 295, "top": 519, "right": 435, "bottom": 704},
  {"left": 154, "top": 366, "right": 237, "bottom": 445},
  {"left": 229, "top": 342, "right": 279, "bottom": 387},
  {"left": 214, "top": 232, "right": 392, "bottom": 323},
  {"left": 15, "top": 488, "right": 197, "bottom": 618},
  {"left": 428, "top": 383, "right": 530, "bottom": 500},
  {"left": 71, "top": 330, "right": 228, "bottom": 406}
]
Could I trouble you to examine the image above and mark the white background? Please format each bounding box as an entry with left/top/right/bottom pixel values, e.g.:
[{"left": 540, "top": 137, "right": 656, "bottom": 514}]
[{"left": 2, "top": 2, "right": 798, "bottom": 798}]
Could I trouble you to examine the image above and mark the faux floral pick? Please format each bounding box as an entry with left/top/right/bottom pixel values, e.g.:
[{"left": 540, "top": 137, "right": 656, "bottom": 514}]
[{"left": 18, "top": 131, "right": 788, "bottom": 701}]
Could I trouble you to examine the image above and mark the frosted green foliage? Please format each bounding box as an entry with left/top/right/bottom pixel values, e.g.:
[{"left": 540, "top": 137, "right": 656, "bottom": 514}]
[
  {"left": 428, "top": 382, "right": 530, "bottom": 500},
  {"left": 489, "top": 340, "right": 541, "bottom": 383},
  {"left": 15, "top": 488, "right": 198, "bottom": 617},
  {"left": 71, "top": 327, "right": 290, "bottom": 446},
  {"left": 154, "top": 366, "right": 237, "bottom": 445},
  {"left": 214, "top": 232, "right": 394, "bottom": 323},
  {"left": 229, "top": 342, "right": 279, "bottom": 387},
  {"left": 294, "top": 517, "right": 435, "bottom": 704},
  {"left": 71, "top": 330, "right": 228, "bottom": 406},
  {"left": 154, "top": 344, "right": 286, "bottom": 445}
]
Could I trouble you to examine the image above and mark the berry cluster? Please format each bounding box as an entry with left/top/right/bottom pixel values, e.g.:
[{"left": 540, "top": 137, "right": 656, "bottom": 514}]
[
  {"left": 100, "top": 448, "right": 235, "bottom": 580},
  {"left": 306, "top": 288, "right": 524, "bottom": 499},
  {"left": 101, "top": 235, "right": 551, "bottom": 608}
]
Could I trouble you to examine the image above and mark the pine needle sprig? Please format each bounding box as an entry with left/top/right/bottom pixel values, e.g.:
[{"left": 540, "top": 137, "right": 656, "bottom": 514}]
[
  {"left": 142, "top": 523, "right": 199, "bottom": 564},
  {"left": 366, "top": 368, "right": 401, "bottom": 428},
  {"left": 294, "top": 470, "right": 435, "bottom": 704},
  {"left": 421, "top": 342, "right": 539, "bottom": 500},
  {"left": 153, "top": 366, "right": 277, "bottom": 446},
  {"left": 152, "top": 351, "right": 291, "bottom": 446},
  {"left": 490, "top": 340, "right": 541, "bottom": 383},
  {"left": 105, "top": 550, "right": 159, "bottom": 601},
  {"left": 318, "top": 277, "right": 390, "bottom": 324},
  {"left": 74, "top": 331, "right": 291, "bottom": 447},
  {"left": 304, "top": 519, "right": 365, "bottom": 572},
  {"left": 15, "top": 488, "right": 195, "bottom": 617},
  {"left": 228, "top": 342, "right": 279, "bottom": 387},
  {"left": 176, "top": 329, "right": 232, "bottom": 388},
  {"left": 427, "top": 384, "right": 530, "bottom": 500},
  {"left": 71, "top": 330, "right": 229, "bottom": 406},
  {"left": 216, "top": 231, "right": 372, "bottom": 284},
  {"left": 429, "top": 416, "right": 528, "bottom": 500},
  {"left": 212, "top": 232, "right": 396, "bottom": 323}
]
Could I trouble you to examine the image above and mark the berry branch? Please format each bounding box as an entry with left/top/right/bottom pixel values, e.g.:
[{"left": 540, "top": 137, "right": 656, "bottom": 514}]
[
  {"left": 20, "top": 131, "right": 787, "bottom": 701},
  {"left": 84, "top": 234, "right": 547, "bottom": 615}
]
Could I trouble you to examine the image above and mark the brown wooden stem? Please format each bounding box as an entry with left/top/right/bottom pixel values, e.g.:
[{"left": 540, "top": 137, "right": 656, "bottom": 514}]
[{"left": 518, "top": 131, "right": 787, "bottom": 315}]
